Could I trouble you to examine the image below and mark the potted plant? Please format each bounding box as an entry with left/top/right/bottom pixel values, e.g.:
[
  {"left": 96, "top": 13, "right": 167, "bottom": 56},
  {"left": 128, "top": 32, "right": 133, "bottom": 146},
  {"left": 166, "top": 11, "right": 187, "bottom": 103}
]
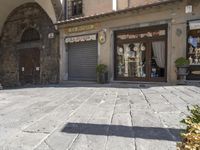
[
  {"left": 96, "top": 64, "right": 108, "bottom": 84},
  {"left": 0, "top": 83, "right": 2, "bottom": 90},
  {"left": 177, "top": 105, "right": 200, "bottom": 150},
  {"left": 175, "top": 57, "right": 189, "bottom": 84}
]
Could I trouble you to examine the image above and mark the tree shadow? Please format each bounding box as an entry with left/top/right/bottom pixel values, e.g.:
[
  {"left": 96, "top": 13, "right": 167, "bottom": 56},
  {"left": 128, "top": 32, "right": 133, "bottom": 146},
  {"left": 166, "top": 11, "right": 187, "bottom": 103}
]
[{"left": 61, "top": 123, "right": 183, "bottom": 142}]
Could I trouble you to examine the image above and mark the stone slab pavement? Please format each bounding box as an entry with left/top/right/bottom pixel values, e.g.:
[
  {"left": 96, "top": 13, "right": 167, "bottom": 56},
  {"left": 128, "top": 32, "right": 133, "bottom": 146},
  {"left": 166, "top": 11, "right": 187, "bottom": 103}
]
[{"left": 0, "top": 83, "right": 199, "bottom": 150}]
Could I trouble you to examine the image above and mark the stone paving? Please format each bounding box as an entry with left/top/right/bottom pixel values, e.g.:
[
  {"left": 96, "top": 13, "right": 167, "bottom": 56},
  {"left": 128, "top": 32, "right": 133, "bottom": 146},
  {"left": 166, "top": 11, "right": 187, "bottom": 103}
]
[{"left": 0, "top": 84, "right": 200, "bottom": 150}]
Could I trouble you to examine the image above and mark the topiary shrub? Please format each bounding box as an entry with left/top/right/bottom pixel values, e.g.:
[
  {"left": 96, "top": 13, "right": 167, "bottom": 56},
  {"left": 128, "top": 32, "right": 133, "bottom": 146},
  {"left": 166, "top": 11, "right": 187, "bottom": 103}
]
[{"left": 177, "top": 105, "right": 200, "bottom": 150}]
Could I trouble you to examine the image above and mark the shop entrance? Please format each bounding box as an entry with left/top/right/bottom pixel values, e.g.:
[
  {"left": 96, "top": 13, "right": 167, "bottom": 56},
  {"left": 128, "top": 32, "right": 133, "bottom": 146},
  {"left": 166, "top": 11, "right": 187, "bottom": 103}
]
[
  {"left": 114, "top": 25, "right": 167, "bottom": 82},
  {"left": 68, "top": 40, "right": 98, "bottom": 81},
  {"left": 18, "top": 28, "right": 41, "bottom": 85}
]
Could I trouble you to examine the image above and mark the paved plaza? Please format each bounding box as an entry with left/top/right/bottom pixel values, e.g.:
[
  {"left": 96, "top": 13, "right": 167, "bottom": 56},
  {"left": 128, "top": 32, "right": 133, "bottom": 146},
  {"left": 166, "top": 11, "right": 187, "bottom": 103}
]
[{"left": 0, "top": 83, "right": 200, "bottom": 150}]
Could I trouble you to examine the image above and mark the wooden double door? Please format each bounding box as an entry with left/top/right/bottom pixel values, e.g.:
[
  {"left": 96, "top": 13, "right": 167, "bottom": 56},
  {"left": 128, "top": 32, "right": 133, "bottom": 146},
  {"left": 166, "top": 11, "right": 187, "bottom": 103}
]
[{"left": 19, "top": 49, "right": 40, "bottom": 85}]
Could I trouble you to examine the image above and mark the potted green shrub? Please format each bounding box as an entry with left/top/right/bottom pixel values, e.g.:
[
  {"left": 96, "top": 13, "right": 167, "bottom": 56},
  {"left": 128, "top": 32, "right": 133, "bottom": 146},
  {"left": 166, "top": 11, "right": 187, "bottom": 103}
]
[
  {"left": 0, "top": 83, "right": 2, "bottom": 90},
  {"left": 96, "top": 64, "right": 108, "bottom": 84},
  {"left": 175, "top": 57, "right": 189, "bottom": 84}
]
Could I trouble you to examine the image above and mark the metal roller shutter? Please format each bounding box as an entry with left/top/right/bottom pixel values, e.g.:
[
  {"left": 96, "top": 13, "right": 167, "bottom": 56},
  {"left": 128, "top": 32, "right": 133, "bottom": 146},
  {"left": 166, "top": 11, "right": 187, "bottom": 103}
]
[{"left": 68, "top": 40, "right": 97, "bottom": 81}]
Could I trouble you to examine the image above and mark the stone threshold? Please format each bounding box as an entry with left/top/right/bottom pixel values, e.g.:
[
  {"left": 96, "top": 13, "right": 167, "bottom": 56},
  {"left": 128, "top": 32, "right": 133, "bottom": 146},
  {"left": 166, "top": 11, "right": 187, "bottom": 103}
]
[
  {"left": 110, "top": 80, "right": 172, "bottom": 88},
  {"left": 184, "top": 80, "right": 200, "bottom": 86},
  {"left": 60, "top": 80, "right": 171, "bottom": 88}
]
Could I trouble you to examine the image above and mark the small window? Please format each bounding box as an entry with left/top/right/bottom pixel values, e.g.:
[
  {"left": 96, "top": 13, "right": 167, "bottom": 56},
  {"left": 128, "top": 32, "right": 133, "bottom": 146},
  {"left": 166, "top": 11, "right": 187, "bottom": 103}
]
[{"left": 71, "top": 0, "right": 82, "bottom": 17}]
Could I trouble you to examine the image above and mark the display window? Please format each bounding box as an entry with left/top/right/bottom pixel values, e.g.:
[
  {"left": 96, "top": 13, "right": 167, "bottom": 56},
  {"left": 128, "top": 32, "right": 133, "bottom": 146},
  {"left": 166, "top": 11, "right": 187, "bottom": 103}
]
[
  {"left": 187, "top": 20, "right": 200, "bottom": 80},
  {"left": 114, "top": 25, "right": 168, "bottom": 82}
]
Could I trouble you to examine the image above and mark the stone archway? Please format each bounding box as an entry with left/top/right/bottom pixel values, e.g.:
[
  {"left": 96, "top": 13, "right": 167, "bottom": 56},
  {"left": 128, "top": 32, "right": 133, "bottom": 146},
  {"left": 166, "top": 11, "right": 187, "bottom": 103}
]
[
  {"left": 0, "top": 0, "right": 62, "bottom": 35},
  {"left": 0, "top": 3, "right": 59, "bottom": 87},
  {"left": 19, "top": 28, "right": 41, "bottom": 85}
]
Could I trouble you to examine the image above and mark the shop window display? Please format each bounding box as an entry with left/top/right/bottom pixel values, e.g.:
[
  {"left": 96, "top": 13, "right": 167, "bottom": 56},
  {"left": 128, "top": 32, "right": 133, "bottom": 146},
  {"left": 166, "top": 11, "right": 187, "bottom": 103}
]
[
  {"left": 116, "top": 43, "right": 146, "bottom": 78},
  {"left": 115, "top": 25, "right": 167, "bottom": 81},
  {"left": 187, "top": 20, "right": 200, "bottom": 80}
]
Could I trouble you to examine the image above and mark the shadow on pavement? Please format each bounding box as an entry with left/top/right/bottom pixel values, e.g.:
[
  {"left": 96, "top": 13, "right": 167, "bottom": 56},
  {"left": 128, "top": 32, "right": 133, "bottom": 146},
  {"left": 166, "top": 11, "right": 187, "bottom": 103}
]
[{"left": 61, "top": 122, "right": 183, "bottom": 142}]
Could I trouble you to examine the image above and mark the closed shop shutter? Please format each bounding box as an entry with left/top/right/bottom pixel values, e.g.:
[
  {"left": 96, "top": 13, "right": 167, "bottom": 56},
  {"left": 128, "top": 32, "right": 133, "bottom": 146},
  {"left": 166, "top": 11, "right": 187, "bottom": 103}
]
[{"left": 68, "top": 40, "right": 97, "bottom": 81}]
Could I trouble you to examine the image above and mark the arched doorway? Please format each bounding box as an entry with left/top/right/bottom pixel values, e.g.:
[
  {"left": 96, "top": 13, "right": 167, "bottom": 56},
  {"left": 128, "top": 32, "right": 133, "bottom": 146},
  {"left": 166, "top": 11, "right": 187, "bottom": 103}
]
[
  {"left": 0, "top": 3, "right": 59, "bottom": 87},
  {"left": 19, "top": 28, "right": 41, "bottom": 85}
]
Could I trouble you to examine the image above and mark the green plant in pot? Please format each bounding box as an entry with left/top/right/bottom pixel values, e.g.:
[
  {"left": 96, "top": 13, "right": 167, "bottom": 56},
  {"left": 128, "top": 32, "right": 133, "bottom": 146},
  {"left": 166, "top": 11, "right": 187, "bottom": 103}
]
[
  {"left": 175, "top": 57, "right": 189, "bottom": 84},
  {"left": 96, "top": 64, "right": 108, "bottom": 84}
]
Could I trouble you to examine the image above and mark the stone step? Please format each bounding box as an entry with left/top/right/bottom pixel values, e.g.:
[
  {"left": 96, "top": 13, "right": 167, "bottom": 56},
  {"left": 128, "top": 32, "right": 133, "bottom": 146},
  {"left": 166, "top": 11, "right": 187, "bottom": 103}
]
[{"left": 185, "top": 80, "right": 200, "bottom": 86}]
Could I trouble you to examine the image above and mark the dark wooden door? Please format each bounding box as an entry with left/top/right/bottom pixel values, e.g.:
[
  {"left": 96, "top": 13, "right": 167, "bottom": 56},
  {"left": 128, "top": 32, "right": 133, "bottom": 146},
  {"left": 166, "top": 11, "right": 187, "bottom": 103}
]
[{"left": 19, "top": 49, "right": 40, "bottom": 84}]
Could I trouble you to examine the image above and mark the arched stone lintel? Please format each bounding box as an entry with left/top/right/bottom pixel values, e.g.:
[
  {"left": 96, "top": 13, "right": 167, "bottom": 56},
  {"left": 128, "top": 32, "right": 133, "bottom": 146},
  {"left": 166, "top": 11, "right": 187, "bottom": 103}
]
[{"left": 0, "top": 0, "right": 62, "bottom": 35}]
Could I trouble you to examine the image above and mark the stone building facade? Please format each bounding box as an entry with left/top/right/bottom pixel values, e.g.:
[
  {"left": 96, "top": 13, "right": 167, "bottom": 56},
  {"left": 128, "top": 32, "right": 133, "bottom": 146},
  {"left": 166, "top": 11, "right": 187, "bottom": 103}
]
[
  {"left": 0, "top": 2, "right": 60, "bottom": 87},
  {"left": 58, "top": 0, "right": 200, "bottom": 84},
  {"left": 63, "top": 0, "right": 166, "bottom": 19}
]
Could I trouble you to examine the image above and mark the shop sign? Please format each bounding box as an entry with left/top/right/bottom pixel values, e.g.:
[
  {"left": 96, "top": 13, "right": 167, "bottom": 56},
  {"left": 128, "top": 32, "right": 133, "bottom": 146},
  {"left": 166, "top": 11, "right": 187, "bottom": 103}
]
[
  {"left": 117, "top": 30, "right": 166, "bottom": 40},
  {"left": 185, "top": 5, "right": 193, "bottom": 14},
  {"left": 189, "top": 20, "right": 200, "bottom": 30},
  {"left": 65, "top": 34, "right": 97, "bottom": 43},
  {"left": 65, "top": 23, "right": 100, "bottom": 34}
]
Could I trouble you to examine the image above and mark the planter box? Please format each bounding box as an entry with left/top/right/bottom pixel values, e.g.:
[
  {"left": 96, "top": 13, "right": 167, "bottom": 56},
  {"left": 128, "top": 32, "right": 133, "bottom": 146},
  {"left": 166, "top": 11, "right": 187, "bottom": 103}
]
[
  {"left": 177, "top": 66, "right": 189, "bottom": 76},
  {"left": 177, "top": 66, "right": 189, "bottom": 84}
]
